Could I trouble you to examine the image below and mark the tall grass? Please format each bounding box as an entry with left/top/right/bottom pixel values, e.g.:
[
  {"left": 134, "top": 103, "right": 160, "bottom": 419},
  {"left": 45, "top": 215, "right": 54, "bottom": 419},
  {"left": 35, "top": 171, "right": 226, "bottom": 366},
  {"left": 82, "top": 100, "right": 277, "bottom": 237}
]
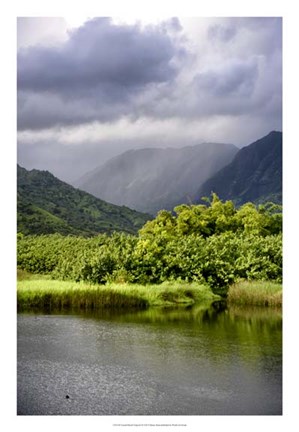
[
  {"left": 227, "top": 280, "right": 282, "bottom": 307},
  {"left": 17, "top": 279, "right": 220, "bottom": 311},
  {"left": 17, "top": 268, "right": 51, "bottom": 281}
]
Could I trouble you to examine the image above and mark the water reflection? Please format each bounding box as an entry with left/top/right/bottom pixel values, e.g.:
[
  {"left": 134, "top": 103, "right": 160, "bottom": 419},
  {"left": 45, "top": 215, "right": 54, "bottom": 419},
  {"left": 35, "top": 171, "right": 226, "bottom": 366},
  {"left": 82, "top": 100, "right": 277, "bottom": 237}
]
[
  {"left": 21, "top": 300, "right": 281, "bottom": 323},
  {"left": 18, "top": 304, "right": 282, "bottom": 415}
]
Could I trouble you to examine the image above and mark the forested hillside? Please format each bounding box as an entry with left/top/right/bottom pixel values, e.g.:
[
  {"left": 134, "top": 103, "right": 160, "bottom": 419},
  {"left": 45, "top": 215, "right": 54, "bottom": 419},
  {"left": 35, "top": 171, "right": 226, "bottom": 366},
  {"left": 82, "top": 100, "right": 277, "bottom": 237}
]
[
  {"left": 196, "top": 131, "right": 282, "bottom": 205},
  {"left": 17, "top": 165, "right": 151, "bottom": 236}
]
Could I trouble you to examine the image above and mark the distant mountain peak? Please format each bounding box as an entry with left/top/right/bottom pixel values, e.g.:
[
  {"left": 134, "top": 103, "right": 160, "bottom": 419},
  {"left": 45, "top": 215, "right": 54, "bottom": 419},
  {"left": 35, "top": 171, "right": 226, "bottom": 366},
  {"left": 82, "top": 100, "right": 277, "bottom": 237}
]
[
  {"left": 196, "top": 131, "right": 282, "bottom": 206},
  {"left": 75, "top": 142, "right": 239, "bottom": 214}
]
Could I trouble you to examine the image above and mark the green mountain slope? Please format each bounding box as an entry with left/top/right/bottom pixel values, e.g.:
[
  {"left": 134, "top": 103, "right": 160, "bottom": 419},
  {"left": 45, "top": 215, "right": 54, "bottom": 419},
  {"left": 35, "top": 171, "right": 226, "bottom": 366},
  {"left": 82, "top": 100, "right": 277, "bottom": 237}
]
[
  {"left": 17, "top": 165, "right": 151, "bottom": 236},
  {"left": 196, "top": 131, "right": 282, "bottom": 205},
  {"left": 75, "top": 143, "right": 238, "bottom": 214}
]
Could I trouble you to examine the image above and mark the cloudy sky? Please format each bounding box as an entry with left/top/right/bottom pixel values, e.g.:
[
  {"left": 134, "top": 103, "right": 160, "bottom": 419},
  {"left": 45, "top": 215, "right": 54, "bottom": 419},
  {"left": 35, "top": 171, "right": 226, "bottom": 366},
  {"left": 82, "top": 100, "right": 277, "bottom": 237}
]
[{"left": 17, "top": 16, "right": 282, "bottom": 183}]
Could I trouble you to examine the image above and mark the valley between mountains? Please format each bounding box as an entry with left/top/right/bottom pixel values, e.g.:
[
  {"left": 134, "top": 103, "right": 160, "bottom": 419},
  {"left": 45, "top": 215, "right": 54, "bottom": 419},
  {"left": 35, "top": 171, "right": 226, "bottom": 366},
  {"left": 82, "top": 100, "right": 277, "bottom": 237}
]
[{"left": 18, "top": 131, "right": 282, "bottom": 237}]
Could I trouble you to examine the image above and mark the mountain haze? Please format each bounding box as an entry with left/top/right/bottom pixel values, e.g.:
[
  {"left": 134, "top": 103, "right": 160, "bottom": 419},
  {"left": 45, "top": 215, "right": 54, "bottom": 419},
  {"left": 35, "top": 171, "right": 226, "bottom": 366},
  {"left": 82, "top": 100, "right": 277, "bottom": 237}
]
[
  {"left": 196, "top": 131, "right": 282, "bottom": 205},
  {"left": 76, "top": 143, "right": 239, "bottom": 214},
  {"left": 17, "top": 165, "right": 151, "bottom": 236}
]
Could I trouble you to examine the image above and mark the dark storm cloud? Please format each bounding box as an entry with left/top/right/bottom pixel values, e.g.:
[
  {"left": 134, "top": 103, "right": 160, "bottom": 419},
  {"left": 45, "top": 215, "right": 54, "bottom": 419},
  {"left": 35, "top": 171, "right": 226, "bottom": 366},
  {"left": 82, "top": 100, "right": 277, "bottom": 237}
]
[
  {"left": 19, "top": 19, "right": 178, "bottom": 91},
  {"left": 17, "top": 86, "right": 135, "bottom": 130},
  {"left": 17, "top": 17, "right": 282, "bottom": 132},
  {"left": 17, "top": 18, "right": 184, "bottom": 130},
  {"left": 17, "top": 17, "right": 282, "bottom": 183}
]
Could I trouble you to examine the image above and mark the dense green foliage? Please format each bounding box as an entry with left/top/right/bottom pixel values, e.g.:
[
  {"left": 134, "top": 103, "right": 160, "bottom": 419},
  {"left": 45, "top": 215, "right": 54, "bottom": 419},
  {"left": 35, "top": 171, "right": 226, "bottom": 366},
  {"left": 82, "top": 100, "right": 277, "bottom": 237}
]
[
  {"left": 197, "top": 131, "right": 282, "bottom": 206},
  {"left": 17, "top": 195, "right": 282, "bottom": 296},
  {"left": 17, "top": 165, "right": 151, "bottom": 236}
]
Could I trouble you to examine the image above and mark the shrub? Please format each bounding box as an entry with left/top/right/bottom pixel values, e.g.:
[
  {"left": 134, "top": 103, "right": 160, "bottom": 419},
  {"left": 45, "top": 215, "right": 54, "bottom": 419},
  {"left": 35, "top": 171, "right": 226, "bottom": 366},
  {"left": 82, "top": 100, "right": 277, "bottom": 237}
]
[{"left": 17, "top": 197, "right": 282, "bottom": 295}]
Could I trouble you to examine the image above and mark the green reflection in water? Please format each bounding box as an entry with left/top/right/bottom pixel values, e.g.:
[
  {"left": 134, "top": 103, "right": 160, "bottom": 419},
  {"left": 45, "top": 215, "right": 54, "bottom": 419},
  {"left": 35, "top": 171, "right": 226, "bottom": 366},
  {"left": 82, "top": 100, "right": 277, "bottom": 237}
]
[
  {"left": 87, "top": 302, "right": 282, "bottom": 369},
  {"left": 18, "top": 302, "right": 282, "bottom": 415},
  {"left": 22, "top": 301, "right": 282, "bottom": 364}
]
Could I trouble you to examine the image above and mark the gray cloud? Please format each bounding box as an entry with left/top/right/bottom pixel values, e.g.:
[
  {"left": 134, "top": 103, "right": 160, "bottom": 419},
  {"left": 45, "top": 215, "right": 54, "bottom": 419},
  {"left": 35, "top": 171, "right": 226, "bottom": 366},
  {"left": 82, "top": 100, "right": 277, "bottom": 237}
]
[
  {"left": 17, "top": 17, "right": 282, "bottom": 130},
  {"left": 138, "top": 19, "right": 281, "bottom": 123},
  {"left": 194, "top": 58, "right": 258, "bottom": 98},
  {"left": 208, "top": 17, "right": 282, "bottom": 55},
  {"left": 207, "top": 23, "right": 237, "bottom": 42},
  {"left": 18, "top": 18, "right": 184, "bottom": 130},
  {"left": 17, "top": 17, "right": 282, "bottom": 183}
]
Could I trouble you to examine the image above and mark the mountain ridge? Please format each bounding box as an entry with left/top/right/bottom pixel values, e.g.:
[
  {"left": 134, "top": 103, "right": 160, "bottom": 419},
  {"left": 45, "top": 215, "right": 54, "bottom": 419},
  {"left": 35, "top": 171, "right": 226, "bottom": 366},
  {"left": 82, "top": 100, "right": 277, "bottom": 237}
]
[
  {"left": 76, "top": 142, "right": 239, "bottom": 214},
  {"left": 17, "top": 165, "right": 152, "bottom": 236},
  {"left": 196, "top": 131, "right": 282, "bottom": 205}
]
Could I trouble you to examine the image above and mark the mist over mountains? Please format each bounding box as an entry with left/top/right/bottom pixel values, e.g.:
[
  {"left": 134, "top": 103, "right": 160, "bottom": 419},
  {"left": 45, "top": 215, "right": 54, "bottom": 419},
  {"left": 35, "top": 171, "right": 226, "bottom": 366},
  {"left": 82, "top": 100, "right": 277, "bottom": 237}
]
[
  {"left": 17, "top": 130, "right": 282, "bottom": 236},
  {"left": 75, "top": 142, "right": 239, "bottom": 214},
  {"left": 74, "top": 131, "right": 282, "bottom": 214}
]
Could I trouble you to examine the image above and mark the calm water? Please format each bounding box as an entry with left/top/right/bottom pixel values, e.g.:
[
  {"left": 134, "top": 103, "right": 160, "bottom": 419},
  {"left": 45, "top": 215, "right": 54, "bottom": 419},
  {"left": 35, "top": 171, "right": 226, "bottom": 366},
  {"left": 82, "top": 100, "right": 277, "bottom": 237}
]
[{"left": 17, "top": 304, "right": 282, "bottom": 415}]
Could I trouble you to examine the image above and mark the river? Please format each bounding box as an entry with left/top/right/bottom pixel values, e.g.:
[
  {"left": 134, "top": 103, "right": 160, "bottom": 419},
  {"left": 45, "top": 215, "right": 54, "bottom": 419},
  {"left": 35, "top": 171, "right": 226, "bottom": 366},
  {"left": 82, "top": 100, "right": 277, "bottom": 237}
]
[{"left": 17, "top": 304, "right": 282, "bottom": 415}]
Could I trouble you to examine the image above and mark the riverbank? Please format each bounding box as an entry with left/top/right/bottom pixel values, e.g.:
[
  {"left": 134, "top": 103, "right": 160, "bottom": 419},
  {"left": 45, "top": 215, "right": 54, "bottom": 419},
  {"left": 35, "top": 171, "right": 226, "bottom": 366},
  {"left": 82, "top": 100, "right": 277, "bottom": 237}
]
[
  {"left": 17, "top": 278, "right": 220, "bottom": 311},
  {"left": 17, "top": 270, "right": 282, "bottom": 310},
  {"left": 227, "top": 280, "right": 282, "bottom": 307}
]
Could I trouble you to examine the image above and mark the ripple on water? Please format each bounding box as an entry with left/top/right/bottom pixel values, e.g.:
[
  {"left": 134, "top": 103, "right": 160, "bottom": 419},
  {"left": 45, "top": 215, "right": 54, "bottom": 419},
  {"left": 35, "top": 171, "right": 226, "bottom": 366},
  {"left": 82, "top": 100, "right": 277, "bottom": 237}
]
[{"left": 17, "top": 312, "right": 282, "bottom": 415}]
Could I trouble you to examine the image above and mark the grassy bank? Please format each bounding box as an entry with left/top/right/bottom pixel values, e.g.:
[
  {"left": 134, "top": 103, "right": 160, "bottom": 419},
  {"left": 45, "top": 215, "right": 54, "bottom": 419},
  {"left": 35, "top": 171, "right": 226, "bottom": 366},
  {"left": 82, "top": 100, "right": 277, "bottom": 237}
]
[
  {"left": 17, "top": 278, "right": 220, "bottom": 311},
  {"left": 17, "top": 270, "right": 282, "bottom": 310},
  {"left": 227, "top": 280, "right": 282, "bottom": 307}
]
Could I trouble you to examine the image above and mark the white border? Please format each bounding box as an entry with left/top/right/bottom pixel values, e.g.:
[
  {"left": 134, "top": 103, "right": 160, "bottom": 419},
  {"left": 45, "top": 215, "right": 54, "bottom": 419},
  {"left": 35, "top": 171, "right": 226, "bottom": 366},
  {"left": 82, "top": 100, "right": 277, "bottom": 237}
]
[{"left": 2, "top": 1, "right": 298, "bottom": 431}]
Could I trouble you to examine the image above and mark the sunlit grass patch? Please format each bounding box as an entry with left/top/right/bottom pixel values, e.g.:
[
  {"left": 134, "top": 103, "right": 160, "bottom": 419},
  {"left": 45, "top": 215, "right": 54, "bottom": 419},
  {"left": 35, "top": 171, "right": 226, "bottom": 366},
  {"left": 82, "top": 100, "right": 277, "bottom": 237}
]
[
  {"left": 17, "top": 279, "right": 220, "bottom": 311},
  {"left": 108, "top": 281, "right": 220, "bottom": 306},
  {"left": 227, "top": 280, "right": 282, "bottom": 307}
]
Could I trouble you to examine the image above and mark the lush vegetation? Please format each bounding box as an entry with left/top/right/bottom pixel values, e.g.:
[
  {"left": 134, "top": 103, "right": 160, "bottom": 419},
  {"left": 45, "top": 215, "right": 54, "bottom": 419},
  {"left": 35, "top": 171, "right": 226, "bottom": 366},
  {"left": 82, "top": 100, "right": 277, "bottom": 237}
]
[
  {"left": 17, "top": 195, "right": 282, "bottom": 298},
  {"left": 17, "top": 165, "right": 151, "bottom": 236},
  {"left": 17, "top": 279, "right": 219, "bottom": 311}
]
